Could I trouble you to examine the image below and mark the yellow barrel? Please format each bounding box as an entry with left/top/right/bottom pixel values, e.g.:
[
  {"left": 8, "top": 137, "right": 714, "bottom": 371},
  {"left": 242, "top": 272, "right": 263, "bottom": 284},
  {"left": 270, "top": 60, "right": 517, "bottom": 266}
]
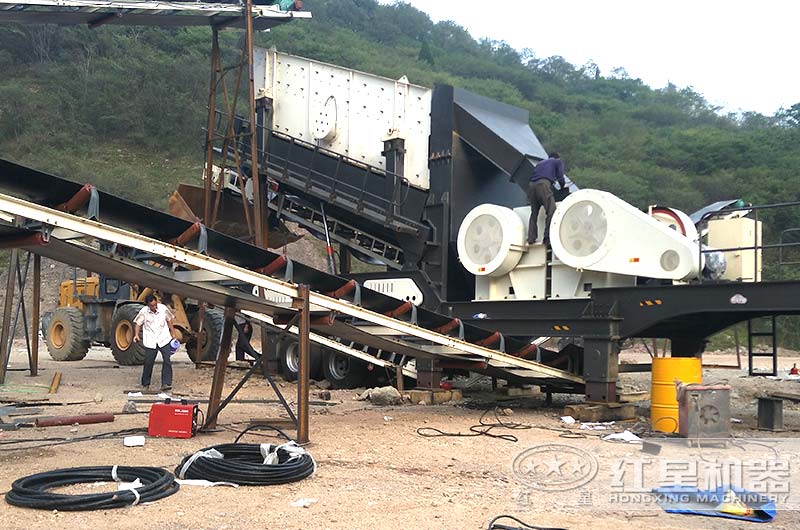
[{"left": 651, "top": 357, "right": 702, "bottom": 433}]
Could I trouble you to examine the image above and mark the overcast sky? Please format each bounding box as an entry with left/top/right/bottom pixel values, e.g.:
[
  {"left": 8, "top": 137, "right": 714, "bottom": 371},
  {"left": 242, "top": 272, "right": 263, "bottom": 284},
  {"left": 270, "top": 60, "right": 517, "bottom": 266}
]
[{"left": 377, "top": 0, "right": 798, "bottom": 116}]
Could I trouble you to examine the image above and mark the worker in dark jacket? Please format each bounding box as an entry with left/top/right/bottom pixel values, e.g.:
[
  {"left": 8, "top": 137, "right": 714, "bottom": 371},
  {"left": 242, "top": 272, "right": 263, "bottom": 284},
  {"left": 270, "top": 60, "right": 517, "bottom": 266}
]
[
  {"left": 235, "top": 320, "right": 255, "bottom": 362},
  {"left": 527, "top": 153, "right": 565, "bottom": 245}
]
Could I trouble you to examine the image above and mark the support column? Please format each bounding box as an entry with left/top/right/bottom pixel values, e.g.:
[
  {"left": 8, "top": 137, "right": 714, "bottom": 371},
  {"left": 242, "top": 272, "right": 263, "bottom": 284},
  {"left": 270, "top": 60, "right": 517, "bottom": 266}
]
[
  {"left": 205, "top": 306, "right": 236, "bottom": 429},
  {"left": 415, "top": 358, "right": 442, "bottom": 390},
  {"left": 296, "top": 285, "right": 310, "bottom": 444},
  {"left": 203, "top": 29, "right": 220, "bottom": 226},
  {"left": 30, "top": 254, "right": 40, "bottom": 377},
  {"left": 245, "top": 0, "right": 267, "bottom": 250},
  {"left": 0, "top": 249, "right": 19, "bottom": 384},
  {"left": 582, "top": 338, "right": 620, "bottom": 403}
]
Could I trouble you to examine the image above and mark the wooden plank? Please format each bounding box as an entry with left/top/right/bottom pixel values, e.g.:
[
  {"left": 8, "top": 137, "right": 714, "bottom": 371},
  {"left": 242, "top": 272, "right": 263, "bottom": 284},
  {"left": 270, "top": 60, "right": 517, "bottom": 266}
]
[{"left": 48, "top": 372, "right": 62, "bottom": 394}]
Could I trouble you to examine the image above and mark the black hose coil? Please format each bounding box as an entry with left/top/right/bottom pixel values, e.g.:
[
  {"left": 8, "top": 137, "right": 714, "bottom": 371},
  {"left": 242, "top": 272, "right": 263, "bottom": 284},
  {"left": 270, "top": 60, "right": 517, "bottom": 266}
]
[
  {"left": 5, "top": 466, "right": 179, "bottom": 511},
  {"left": 175, "top": 443, "right": 315, "bottom": 485}
]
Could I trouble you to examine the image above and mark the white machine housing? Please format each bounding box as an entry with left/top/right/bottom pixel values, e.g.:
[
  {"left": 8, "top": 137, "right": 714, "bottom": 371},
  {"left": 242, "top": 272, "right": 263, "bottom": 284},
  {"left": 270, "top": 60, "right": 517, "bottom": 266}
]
[
  {"left": 551, "top": 189, "right": 702, "bottom": 281},
  {"left": 457, "top": 189, "right": 705, "bottom": 301},
  {"left": 254, "top": 48, "right": 432, "bottom": 190},
  {"left": 363, "top": 278, "right": 424, "bottom": 306}
]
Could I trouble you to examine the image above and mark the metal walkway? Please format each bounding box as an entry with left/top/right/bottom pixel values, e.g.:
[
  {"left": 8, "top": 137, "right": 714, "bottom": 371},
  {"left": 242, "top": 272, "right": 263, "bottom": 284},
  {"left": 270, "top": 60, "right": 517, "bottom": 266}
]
[{"left": 0, "top": 161, "right": 583, "bottom": 391}]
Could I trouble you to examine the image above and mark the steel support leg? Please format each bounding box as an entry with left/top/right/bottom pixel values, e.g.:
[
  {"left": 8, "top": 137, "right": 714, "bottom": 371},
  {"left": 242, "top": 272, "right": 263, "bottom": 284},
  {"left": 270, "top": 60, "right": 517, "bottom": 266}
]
[
  {"left": 297, "top": 285, "right": 310, "bottom": 444},
  {"left": 11, "top": 253, "right": 32, "bottom": 369},
  {"left": 30, "top": 254, "right": 40, "bottom": 377},
  {"left": 583, "top": 338, "right": 620, "bottom": 403},
  {"left": 0, "top": 249, "right": 18, "bottom": 384},
  {"left": 205, "top": 306, "right": 236, "bottom": 429}
]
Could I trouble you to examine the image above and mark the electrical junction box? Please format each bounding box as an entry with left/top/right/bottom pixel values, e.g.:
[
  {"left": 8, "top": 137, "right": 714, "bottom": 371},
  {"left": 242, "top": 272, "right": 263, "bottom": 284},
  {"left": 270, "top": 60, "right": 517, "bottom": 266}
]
[
  {"left": 148, "top": 400, "right": 198, "bottom": 439},
  {"left": 678, "top": 384, "right": 731, "bottom": 439},
  {"left": 707, "top": 217, "right": 762, "bottom": 282}
]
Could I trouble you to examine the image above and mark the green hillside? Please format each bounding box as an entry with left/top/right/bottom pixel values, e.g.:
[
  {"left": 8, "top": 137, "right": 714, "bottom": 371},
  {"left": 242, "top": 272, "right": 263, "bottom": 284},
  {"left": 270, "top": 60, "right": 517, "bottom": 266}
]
[
  {"left": 1, "top": 0, "right": 799, "bottom": 346},
  {"left": 2, "top": 0, "right": 798, "bottom": 210}
]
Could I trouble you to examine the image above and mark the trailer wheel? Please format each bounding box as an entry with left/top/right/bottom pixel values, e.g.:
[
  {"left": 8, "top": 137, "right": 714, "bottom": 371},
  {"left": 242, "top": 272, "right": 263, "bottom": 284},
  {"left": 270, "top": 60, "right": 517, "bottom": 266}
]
[
  {"left": 110, "top": 303, "right": 146, "bottom": 366},
  {"left": 322, "top": 350, "right": 369, "bottom": 389},
  {"left": 279, "top": 341, "right": 322, "bottom": 382},
  {"left": 45, "top": 307, "right": 89, "bottom": 361},
  {"left": 187, "top": 308, "right": 226, "bottom": 362}
]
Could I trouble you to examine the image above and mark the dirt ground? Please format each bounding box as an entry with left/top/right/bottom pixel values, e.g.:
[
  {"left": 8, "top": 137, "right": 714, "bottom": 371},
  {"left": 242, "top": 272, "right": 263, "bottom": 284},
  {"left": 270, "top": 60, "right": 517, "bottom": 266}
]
[{"left": 2, "top": 344, "right": 800, "bottom": 530}]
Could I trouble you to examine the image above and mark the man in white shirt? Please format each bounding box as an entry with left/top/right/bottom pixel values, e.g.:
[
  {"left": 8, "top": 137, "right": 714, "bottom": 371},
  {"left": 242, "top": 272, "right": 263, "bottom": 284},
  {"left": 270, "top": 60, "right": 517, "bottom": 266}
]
[{"left": 133, "top": 294, "right": 177, "bottom": 391}]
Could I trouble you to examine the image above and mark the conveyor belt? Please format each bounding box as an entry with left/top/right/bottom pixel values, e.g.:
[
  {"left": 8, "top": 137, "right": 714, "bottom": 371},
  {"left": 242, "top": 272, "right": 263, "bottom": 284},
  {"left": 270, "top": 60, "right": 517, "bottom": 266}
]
[{"left": 0, "top": 159, "right": 584, "bottom": 390}]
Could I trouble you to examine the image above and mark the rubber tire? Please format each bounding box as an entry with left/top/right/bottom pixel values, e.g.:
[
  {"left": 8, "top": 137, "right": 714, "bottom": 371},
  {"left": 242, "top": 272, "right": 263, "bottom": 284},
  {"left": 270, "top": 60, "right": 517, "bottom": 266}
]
[
  {"left": 322, "top": 350, "right": 369, "bottom": 389},
  {"left": 110, "top": 303, "right": 147, "bottom": 366},
  {"left": 187, "top": 308, "right": 226, "bottom": 362},
  {"left": 279, "top": 341, "right": 322, "bottom": 382},
  {"left": 40, "top": 310, "right": 53, "bottom": 341},
  {"left": 45, "top": 307, "right": 89, "bottom": 361}
]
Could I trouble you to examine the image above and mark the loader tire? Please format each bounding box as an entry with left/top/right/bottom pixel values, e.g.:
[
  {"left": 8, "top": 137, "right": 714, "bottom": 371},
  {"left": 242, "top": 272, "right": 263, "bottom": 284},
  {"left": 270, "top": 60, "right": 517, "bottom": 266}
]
[
  {"left": 46, "top": 307, "right": 89, "bottom": 361},
  {"left": 187, "top": 308, "right": 226, "bottom": 362},
  {"left": 40, "top": 310, "right": 53, "bottom": 341},
  {"left": 110, "top": 303, "right": 147, "bottom": 366}
]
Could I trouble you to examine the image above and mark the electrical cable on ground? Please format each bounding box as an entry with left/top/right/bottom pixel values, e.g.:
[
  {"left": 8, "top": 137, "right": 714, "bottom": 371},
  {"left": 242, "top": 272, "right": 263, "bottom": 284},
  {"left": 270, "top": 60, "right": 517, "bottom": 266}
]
[
  {"left": 417, "top": 408, "right": 530, "bottom": 442},
  {"left": 5, "top": 466, "right": 179, "bottom": 510},
  {"left": 0, "top": 428, "right": 148, "bottom": 452},
  {"left": 233, "top": 423, "right": 293, "bottom": 444},
  {"left": 487, "top": 514, "right": 568, "bottom": 530},
  {"left": 416, "top": 408, "right": 603, "bottom": 442},
  {"left": 175, "top": 442, "right": 314, "bottom": 485}
]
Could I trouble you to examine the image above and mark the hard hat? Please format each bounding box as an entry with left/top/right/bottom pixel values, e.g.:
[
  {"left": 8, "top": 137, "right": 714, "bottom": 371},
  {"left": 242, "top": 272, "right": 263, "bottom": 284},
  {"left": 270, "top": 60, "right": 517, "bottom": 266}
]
[{"left": 169, "top": 338, "right": 181, "bottom": 353}]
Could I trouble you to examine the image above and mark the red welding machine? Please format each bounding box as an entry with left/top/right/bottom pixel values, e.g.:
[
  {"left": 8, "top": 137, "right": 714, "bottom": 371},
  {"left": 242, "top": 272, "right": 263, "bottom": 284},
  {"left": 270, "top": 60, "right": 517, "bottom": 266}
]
[{"left": 148, "top": 400, "right": 198, "bottom": 439}]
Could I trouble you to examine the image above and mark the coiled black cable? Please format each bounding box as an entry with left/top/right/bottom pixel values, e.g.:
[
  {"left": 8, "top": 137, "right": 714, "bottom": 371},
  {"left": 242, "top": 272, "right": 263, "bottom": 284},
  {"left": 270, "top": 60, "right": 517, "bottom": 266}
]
[
  {"left": 5, "top": 466, "right": 179, "bottom": 511},
  {"left": 488, "top": 514, "right": 568, "bottom": 530},
  {"left": 175, "top": 443, "right": 315, "bottom": 485}
]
